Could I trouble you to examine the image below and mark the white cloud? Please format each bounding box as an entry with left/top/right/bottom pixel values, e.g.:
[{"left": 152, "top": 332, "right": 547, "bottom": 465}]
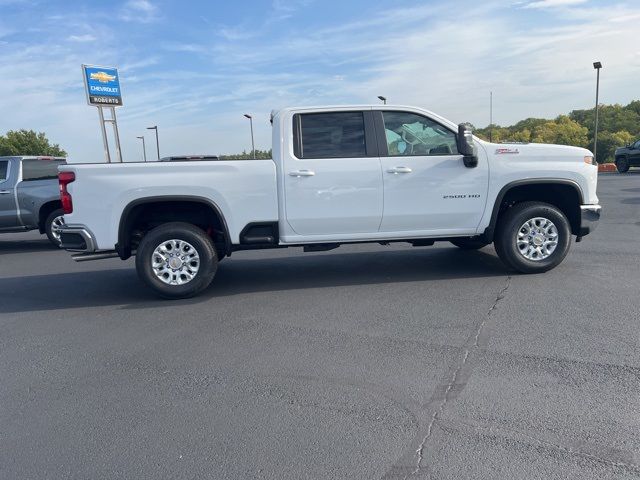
[
  {"left": 120, "top": 0, "right": 160, "bottom": 23},
  {"left": 522, "top": 0, "right": 587, "bottom": 8},
  {"left": 67, "top": 34, "right": 96, "bottom": 43}
]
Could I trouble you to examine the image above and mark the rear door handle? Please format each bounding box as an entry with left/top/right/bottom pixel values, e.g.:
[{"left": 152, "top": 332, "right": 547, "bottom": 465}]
[
  {"left": 289, "top": 170, "right": 315, "bottom": 177},
  {"left": 387, "top": 166, "right": 412, "bottom": 174},
  {"left": 0, "top": 190, "right": 11, "bottom": 194}
]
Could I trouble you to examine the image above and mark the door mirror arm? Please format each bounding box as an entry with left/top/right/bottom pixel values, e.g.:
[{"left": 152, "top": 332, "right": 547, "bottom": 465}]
[{"left": 457, "top": 123, "right": 478, "bottom": 168}]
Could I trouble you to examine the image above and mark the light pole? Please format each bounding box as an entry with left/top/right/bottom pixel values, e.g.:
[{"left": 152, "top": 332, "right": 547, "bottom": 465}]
[
  {"left": 593, "top": 61, "right": 602, "bottom": 163},
  {"left": 146, "top": 125, "right": 160, "bottom": 160},
  {"left": 136, "top": 135, "right": 147, "bottom": 162},
  {"left": 489, "top": 91, "right": 493, "bottom": 143},
  {"left": 244, "top": 114, "right": 255, "bottom": 159},
  {"left": 377, "top": 95, "right": 387, "bottom": 105}
]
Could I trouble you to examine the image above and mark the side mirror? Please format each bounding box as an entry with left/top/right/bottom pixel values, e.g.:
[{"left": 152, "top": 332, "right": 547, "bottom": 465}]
[{"left": 457, "top": 123, "right": 478, "bottom": 168}]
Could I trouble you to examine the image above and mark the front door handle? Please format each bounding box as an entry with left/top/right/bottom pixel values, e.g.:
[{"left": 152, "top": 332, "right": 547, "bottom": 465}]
[
  {"left": 0, "top": 190, "right": 11, "bottom": 195},
  {"left": 387, "top": 166, "right": 412, "bottom": 174},
  {"left": 289, "top": 170, "right": 315, "bottom": 177}
]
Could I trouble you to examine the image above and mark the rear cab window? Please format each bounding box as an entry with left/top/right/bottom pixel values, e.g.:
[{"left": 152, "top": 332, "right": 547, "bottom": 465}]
[
  {"left": 21, "top": 159, "right": 66, "bottom": 181},
  {"left": 293, "top": 111, "right": 377, "bottom": 159}
]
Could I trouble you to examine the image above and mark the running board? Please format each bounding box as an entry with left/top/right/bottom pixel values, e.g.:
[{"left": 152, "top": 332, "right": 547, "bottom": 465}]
[{"left": 71, "top": 252, "right": 121, "bottom": 262}]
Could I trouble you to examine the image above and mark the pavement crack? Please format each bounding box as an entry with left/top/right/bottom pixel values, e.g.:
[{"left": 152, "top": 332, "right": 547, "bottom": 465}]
[{"left": 406, "top": 275, "right": 512, "bottom": 479}]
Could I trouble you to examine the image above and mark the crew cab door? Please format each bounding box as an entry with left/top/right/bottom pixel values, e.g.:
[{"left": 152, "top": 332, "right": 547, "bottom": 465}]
[
  {"left": 631, "top": 140, "right": 640, "bottom": 163},
  {"left": 282, "top": 110, "right": 383, "bottom": 236},
  {"left": 0, "top": 158, "right": 19, "bottom": 229},
  {"left": 376, "top": 110, "right": 489, "bottom": 235}
]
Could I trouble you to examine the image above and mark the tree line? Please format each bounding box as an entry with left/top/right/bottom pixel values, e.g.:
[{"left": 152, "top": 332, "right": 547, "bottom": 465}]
[
  {"left": 219, "top": 149, "right": 272, "bottom": 160},
  {"left": 474, "top": 101, "right": 640, "bottom": 163},
  {"left": 0, "top": 130, "right": 66, "bottom": 157}
]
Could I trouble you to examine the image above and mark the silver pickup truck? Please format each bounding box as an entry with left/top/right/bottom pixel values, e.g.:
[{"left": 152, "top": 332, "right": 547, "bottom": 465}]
[{"left": 0, "top": 156, "right": 66, "bottom": 247}]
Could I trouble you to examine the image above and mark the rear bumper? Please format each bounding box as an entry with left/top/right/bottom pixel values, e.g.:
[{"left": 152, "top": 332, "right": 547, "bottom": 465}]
[
  {"left": 59, "top": 224, "right": 97, "bottom": 252},
  {"left": 578, "top": 204, "right": 601, "bottom": 237}
]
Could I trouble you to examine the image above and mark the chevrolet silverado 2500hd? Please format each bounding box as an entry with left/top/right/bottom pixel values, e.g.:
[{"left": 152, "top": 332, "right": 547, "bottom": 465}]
[{"left": 58, "top": 105, "right": 601, "bottom": 298}]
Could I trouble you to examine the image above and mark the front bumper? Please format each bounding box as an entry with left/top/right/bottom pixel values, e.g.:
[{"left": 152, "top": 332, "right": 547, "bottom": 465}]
[
  {"left": 58, "top": 225, "right": 97, "bottom": 252},
  {"left": 578, "top": 204, "right": 601, "bottom": 237}
]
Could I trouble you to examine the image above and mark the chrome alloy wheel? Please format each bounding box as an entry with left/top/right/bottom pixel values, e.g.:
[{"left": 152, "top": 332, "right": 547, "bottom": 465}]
[
  {"left": 151, "top": 239, "right": 200, "bottom": 285},
  {"left": 516, "top": 217, "right": 558, "bottom": 261},
  {"left": 51, "top": 215, "right": 65, "bottom": 243}
]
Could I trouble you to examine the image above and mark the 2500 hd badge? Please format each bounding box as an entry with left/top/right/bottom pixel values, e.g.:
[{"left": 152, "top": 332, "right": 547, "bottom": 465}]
[{"left": 443, "top": 194, "right": 481, "bottom": 199}]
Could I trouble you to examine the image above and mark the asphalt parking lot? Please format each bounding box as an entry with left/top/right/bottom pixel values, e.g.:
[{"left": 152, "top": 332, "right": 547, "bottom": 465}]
[{"left": 1, "top": 173, "right": 639, "bottom": 479}]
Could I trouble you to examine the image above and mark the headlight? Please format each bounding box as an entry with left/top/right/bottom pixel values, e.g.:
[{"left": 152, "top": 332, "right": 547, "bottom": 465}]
[{"left": 584, "top": 155, "right": 595, "bottom": 165}]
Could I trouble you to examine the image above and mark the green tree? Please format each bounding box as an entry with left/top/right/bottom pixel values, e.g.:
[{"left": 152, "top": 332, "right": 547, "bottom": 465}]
[
  {"left": 595, "top": 130, "right": 634, "bottom": 163},
  {"left": 530, "top": 116, "right": 589, "bottom": 147},
  {"left": 0, "top": 130, "right": 66, "bottom": 156}
]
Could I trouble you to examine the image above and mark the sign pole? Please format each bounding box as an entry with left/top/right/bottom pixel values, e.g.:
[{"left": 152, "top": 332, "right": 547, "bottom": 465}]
[
  {"left": 97, "top": 106, "right": 112, "bottom": 163},
  {"left": 110, "top": 107, "right": 123, "bottom": 163}
]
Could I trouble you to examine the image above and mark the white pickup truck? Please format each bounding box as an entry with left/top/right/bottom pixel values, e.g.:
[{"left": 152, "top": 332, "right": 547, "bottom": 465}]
[{"left": 58, "top": 105, "right": 601, "bottom": 298}]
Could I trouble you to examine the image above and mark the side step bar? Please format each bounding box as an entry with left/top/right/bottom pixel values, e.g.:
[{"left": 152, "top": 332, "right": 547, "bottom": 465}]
[{"left": 71, "top": 251, "right": 121, "bottom": 262}]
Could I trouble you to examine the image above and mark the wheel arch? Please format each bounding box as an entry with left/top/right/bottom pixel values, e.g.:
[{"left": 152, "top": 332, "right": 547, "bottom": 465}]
[
  {"left": 116, "top": 195, "right": 231, "bottom": 260},
  {"left": 38, "top": 200, "right": 63, "bottom": 233},
  {"left": 483, "top": 179, "right": 584, "bottom": 241}
]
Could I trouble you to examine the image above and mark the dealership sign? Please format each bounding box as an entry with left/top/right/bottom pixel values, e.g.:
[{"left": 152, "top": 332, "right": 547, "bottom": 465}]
[{"left": 82, "top": 65, "right": 123, "bottom": 106}]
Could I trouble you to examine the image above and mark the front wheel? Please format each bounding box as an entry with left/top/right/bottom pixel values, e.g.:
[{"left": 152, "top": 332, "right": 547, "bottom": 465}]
[
  {"left": 136, "top": 222, "right": 218, "bottom": 299},
  {"left": 494, "top": 202, "right": 571, "bottom": 274},
  {"left": 45, "top": 208, "right": 65, "bottom": 247},
  {"left": 615, "top": 157, "right": 630, "bottom": 173}
]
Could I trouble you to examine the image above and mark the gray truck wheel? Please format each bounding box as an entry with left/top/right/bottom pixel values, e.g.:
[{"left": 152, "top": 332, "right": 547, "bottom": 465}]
[
  {"left": 615, "top": 157, "right": 630, "bottom": 173},
  {"left": 136, "top": 222, "right": 218, "bottom": 299},
  {"left": 494, "top": 202, "right": 571, "bottom": 273},
  {"left": 45, "top": 209, "right": 65, "bottom": 247}
]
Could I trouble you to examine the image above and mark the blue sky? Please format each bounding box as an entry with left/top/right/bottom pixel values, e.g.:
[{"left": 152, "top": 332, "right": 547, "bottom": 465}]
[{"left": 0, "top": 0, "right": 638, "bottom": 162}]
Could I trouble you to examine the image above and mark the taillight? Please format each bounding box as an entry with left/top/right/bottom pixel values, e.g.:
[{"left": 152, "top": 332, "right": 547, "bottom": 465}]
[{"left": 58, "top": 171, "right": 75, "bottom": 214}]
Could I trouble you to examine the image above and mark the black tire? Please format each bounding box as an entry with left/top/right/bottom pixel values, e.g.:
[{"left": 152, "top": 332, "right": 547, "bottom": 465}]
[
  {"left": 135, "top": 222, "right": 217, "bottom": 299},
  {"left": 494, "top": 202, "right": 571, "bottom": 274},
  {"left": 450, "top": 238, "right": 490, "bottom": 250},
  {"left": 44, "top": 208, "right": 65, "bottom": 248},
  {"left": 615, "top": 157, "right": 630, "bottom": 173}
]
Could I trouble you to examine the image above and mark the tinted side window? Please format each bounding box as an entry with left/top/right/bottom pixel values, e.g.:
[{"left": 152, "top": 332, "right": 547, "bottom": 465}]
[
  {"left": 382, "top": 111, "right": 458, "bottom": 156},
  {"left": 21, "top": 160, "right": 65, "bottom": 181},
  {"left": 0, "top": 161, "right": 8, "bottom": 182},
  {"left": 297, "top": 112, "right": 367, "bottom": 158}
]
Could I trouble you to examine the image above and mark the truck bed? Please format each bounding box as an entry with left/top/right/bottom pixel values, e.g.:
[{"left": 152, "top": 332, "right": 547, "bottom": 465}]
[{"left": 60, "top": 160, "right": 278, "bottom": 250}]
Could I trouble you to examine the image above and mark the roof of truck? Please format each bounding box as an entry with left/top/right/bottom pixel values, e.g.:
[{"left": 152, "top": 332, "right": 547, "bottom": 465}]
[{"left": 271, "top": 105, "right": 458, "bottom": 130}]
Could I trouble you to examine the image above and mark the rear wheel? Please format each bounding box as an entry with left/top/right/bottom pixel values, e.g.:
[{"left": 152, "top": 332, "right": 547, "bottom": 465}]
[
  {"left": 494, "top": 202, "right": 571, "bottom": 273},
  {"left": 45, "top": 208, "right": 65, "bottom": 247},
  {"left": 615, "top": 157, "right": 630, "bottom": 173},
  {"left": 135, "top": 222, "right": 217, "bottom": 299},
  {"left": 450, "top": 238, "right": 490, "bottom": 250}
]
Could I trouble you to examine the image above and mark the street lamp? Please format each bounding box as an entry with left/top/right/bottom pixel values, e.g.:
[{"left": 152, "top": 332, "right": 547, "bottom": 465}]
[
  {"left": 146, "top": 125, "right": 160, "bottom": 160},
  {"left": 244, "top": 114, "right": 255, "bottom": 159},
  {"left": 593, "top": 61, "right": 602, "bottom": 163},
  {"left": 377, "top": 95, "right": 387, "bottom": 105},
  {"left": 136, "top": 135, "right": 147, "bottom": 162},
  {"left": 489, "top": 91, "right": 493, "bottom": 143}
]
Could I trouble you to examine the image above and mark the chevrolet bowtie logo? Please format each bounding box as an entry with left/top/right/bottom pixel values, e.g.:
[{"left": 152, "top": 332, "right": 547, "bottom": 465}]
[{"left": 90, "top": 71, "right": 117, "bottom": 83}]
